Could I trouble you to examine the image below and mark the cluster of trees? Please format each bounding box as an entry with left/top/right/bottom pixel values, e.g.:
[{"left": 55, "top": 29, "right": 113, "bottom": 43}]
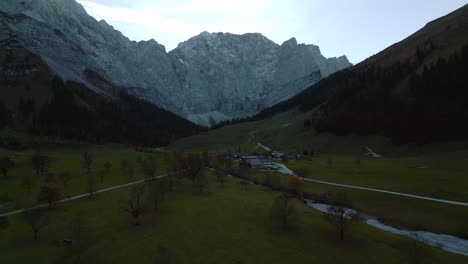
[
  {"left": 34, "top": 77, "right": 201, "bottom": 146},
  {"left": 121, "top": 152, "right": 214, "bottom": 226},
  {"left": 244, "top": 40, "right": 468, "bottom": 144},
  {"left": 314, "top": 43, "right": 468, "bottom": 143}
]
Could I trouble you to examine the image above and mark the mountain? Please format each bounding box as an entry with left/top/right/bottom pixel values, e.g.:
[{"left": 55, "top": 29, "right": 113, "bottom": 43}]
[
  {"left": 0, "top": 0, "right": 351, "bottom": 127},
  {"left": 253, "top": 4, "right": 468, "bottom": 144},
  {"left": 0, "top": 38, "right": 200, "bottom": 147}
]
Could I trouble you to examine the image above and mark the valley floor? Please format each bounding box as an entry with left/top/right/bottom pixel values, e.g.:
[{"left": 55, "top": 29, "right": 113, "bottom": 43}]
[{"left": 169, "top": 109, "right": 468, "bottom": 238}]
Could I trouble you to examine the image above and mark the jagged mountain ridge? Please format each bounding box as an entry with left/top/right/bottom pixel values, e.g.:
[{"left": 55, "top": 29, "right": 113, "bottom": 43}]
[{"left": 0, "top": 0, "right": 351, "bottom": 126}]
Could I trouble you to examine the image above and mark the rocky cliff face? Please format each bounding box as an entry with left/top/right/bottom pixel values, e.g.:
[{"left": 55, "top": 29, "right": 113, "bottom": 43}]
[{"left": 0, "top": 0, "right": 351, "bottom": 126}]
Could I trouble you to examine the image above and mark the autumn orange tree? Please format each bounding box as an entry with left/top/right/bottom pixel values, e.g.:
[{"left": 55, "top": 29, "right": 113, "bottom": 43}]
[
  {"left": 38, "top": 181, "right": 63, "bottom": 208},
  {"left": 288, "top": 176, "right": 305, "bottom": 199}
]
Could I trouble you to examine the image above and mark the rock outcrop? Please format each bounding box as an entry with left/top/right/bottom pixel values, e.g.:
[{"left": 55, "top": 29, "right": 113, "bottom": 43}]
[{"left": 0, "top": 0, "right": 351, "bottom": 126}]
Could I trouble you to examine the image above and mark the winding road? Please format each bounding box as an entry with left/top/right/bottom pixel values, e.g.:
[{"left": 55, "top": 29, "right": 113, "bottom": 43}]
[
  {"left": 300, "top": 177, "right": 468, "bottom": 207},
  {"left": 0, "top": 174, "right": 169, "bottom": 218}
]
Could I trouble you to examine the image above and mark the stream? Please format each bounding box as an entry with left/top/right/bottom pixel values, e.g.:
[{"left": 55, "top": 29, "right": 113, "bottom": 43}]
[{"left": 304, "top": 200, "right": 468, "bottom": 256}]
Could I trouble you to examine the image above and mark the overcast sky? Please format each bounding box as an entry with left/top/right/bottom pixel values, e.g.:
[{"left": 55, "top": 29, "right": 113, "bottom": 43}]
[{"left": 76, "top": 0, "right": 467, "bottom": 63}]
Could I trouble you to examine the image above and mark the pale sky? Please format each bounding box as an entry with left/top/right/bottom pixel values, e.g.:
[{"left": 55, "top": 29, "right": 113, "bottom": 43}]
[{"left": 76, "top": 0, "right": 467, "bottom": 63}]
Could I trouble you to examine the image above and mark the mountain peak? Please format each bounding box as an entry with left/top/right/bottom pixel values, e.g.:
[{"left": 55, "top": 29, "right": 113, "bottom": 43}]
[
  {"left": 0, "top": 0, "right": 351, "bottom": 127},
  {"left": 282, "top": 37, "right": 298, "bottom": 47}
]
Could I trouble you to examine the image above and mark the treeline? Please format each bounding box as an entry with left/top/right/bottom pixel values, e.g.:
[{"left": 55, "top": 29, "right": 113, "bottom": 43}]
[
  {"left": 316, "top": 43, "right": 468, "bottom": 144},
  {"left": 0, "top": 100, "right": 10, "bottom": 130},
  {"left": 34, "top": 77, "right": 201, "bottom": 146}
]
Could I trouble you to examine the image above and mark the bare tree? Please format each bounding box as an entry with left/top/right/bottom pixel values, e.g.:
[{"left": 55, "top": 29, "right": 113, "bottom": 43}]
[
  {"left": 186, "top": 154, "right": 203, "bottom": 184},
  {"left": 147, "top": 179, "right": 164, "bottom": 211},
  {"left": 140, "top": 156, "right": 158, "bottom": 182},
  {"left": 31, "top": 151, "right": 50, "bottom": 177},
  {"left": 215, "top": 168, "right": 226, "bottom": 186},
  {"left": 263, "top": 169, "right": 273, "bottom": 187},
  {"left": 327, "top": 157, "right": 333, "bottom": 168},
  {"left": 326, "top": 196, "right": 359, "bottom": 241},
  {"left": 127, "top": 165, "right": 135, "bottom": 181},
  {"left": 238, "top": 160, "right": 251, "bottom": 180},
  {"left": 22, "top": 208, "right": 49, "bottom": 240},
  {"left": 87, "top": 172, "right": 96, "bottom": 200},
  {"left": 120, "top": 159, "right": 135, "bottom": 181},
  {"left": 0, "top": 157, "right": 14, "bottom": 178},
  {"left": 164, "top": 153, "right": 177, "bottom": 192},
  {"left": 195, "top": 169, "right": 208, "bottom": 194},
  {"left": 0, "top": 216, "right": 9, "bottom": 231},
  {"left": 405, "top": 234, "right": 432, "bottom": 264},
  {"left": 82, "top": 151, "right": 94, "bottom": 175},
  {"left": 121, "top": 185, "right": 146, "bottom": 226},
  {"left": 270, "top": 193, "right": 298, "bottom": 232},
  {"left": 120, "top": 159, "right": 129, "bottom": 171},
  {"left": 154, "top": 246, "right": 173, "bottom": 264}
]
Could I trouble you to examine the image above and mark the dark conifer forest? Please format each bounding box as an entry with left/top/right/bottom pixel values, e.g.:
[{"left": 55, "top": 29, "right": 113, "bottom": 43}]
[{"left": 34, "top": 78, "right": 201, "bottom": 146}]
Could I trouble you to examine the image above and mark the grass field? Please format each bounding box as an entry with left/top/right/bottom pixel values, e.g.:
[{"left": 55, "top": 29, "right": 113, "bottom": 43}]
[
  {"left": 0, "top": 144, "right": 165, "bottom": 211},
  {"left": 168, "top": 109, "right": 468, "bottom": 238},
  {"left": 1, "top": 170, "right": 466, "bottom": 264}
]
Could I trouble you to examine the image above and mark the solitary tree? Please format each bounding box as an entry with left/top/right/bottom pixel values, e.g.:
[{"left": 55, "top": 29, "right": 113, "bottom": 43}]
[
  {"left": 87, "top": 172, "right": 97, "bottom": 199},
  {"left": 31, "top": 151, "right": 50, "bottom": 177},
  {"left": 270, "top": 193, "right": 298, "bottom": 232},
  {"left": 22, "top": 208, "right": 49, "bottom": 240},
  {"left": 214, "top": 168, "right": 226, "bottom": 186},
  {"left": 196, "top": 169, "right": 208, "bottom": 194},
  {"left": 224, "top": 157, "right": 234, "bottom": 176},
  {"left": 288, "top": 176, "right": 305, "bottom": 199},
  {"left": 186, "top": 154, "right": 203, "bottom": 184},
  {"left": 126, "top": 165, "right": 135, "bottom": 181},
  {"left": 164, "top": 153, "right": 177, "bottom": 192},
  {"left": 121, "top": 185, "right": 146, "bottom": 226},
  {"left": 0, "top": 217, "right": 9, "bottom": 231},
  {"left": 37, "top": 181, "right": 63, "bottom": 208},
  {"left": 326, "top": 195, "right": 359, "bottom": 241},
  {"left": 238, "top": 160, "right": 251, "bottom": 181},
  {"left": 263, "top": 169, "right": 273, "bottom": 187},
  {"left": 97, "top": 170, "right": 105, "bottom": 183},
  {"left": 0, "top": 157, "right": 14, "bottom": 178},
  {"left": 405, "top": 234, "right": 432, "bottom": 264},
  {"left": 82, "top": 151, "right": 94, "bottom": 174},
  {"left": 68, "top": 212, "right": 89, "bottom": 264},
  {"left": 121, "top": 159, "right": 135, "bottom": 180},
  {"left": 140, "top": 156, "right": 158, "bottom": 182},
  {"left": 327, "top": 157, "right": 333, "bottom": 168},
  {"left": 120, "top": 159, "right": 129, "bottom": 174},
  {"left": 154, "top": 246, "right": 173, "bottom": 264},
  {"left": 202, "top": 151, "right": 210, "bottom": 167},
  {"left": 147, "top": 179, "right": 163, "bottom": 211}
]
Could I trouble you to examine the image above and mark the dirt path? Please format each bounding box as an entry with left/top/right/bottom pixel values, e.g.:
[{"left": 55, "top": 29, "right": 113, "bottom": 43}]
[{"left": 0, "top": 174, "right": 169, "bottom": 217}]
